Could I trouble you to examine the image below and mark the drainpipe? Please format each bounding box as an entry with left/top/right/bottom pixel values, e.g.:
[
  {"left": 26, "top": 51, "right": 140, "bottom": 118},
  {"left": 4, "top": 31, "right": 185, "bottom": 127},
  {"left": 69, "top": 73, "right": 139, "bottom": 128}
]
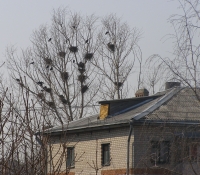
[
  {"left": 35, "top": 133, "right": 47, "bottom": 175},
  {"left": 127, "top": 119, "right": 134, "bottom": 175}
]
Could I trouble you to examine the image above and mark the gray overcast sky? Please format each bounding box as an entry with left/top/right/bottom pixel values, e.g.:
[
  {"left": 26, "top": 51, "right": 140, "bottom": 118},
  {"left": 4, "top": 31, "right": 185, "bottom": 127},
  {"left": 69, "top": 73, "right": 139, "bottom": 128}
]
[{"left": 0, "top": 0, "right": 181, "bottom": 89}]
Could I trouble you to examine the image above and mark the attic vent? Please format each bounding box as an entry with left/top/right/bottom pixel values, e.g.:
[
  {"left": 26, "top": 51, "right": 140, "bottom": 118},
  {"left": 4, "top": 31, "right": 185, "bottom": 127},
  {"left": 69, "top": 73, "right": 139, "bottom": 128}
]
[
  {"left": 135, "top": 88, "right": 149, "bottom": 97},
  {"left": 99, "top": 104, "right": 109, "bottom": 120}
]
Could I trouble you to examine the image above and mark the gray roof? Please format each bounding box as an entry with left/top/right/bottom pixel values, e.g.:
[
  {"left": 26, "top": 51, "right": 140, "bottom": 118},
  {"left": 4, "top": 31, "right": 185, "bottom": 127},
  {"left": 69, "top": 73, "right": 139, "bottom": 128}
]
[
  {"left": 43, "top": 87, "right": 200, "bottom": 135},
  {"left": 145, "top": 88, "right": 200, "bottom": 122}
]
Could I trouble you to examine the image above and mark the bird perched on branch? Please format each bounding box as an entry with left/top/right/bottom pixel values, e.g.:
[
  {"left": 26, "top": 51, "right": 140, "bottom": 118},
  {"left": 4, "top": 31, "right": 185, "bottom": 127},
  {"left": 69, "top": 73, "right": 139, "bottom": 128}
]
[
  {"left": 48, "top": 38, "right": 52, "bottom": 42},
  {"left": 105, "top": 31, "right": 109, "bottom": 35},
  {"left": 37, "top": 81, "right": 44, "bottom": 86},
  {"left": 16, "top": 79, "right": 20, "bottom": 82},
  {"left": 85, "top": 39, "right": 89, "bottom": 44},
  {"left": 30, "top": 62, "right": 34, "bottom": 64}
]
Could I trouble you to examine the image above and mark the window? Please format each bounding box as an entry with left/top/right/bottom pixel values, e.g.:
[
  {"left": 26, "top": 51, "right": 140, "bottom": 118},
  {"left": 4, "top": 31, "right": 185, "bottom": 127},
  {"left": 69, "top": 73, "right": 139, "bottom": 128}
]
[
  {"left": 66, "top": 147, "right": 75, "bottom": 168},
  {"left": 151, "top": 141, "right": 170, "bottom": 164},
  {"left": 189, "top": 143, "right": 200, "bottom": 162},
  {"left": 102, "top": 143, "right": 110, "bottom": 166}
]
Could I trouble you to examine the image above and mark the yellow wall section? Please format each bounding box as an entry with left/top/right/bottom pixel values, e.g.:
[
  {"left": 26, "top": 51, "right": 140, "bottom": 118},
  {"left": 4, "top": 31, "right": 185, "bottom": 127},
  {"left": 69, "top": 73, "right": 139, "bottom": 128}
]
[{"left": 100, "top": 104, "right": 109, "bottom": 120}]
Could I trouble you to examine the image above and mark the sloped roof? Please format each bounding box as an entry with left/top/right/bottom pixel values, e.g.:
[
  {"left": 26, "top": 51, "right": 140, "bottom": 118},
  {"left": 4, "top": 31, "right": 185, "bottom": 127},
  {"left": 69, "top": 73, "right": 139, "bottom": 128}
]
[
  {"left": 145, "top": 88, "right": 200, "bottom": 122},
  {"left": 43, "top": 87, "right": 200, "bottom": 135}
]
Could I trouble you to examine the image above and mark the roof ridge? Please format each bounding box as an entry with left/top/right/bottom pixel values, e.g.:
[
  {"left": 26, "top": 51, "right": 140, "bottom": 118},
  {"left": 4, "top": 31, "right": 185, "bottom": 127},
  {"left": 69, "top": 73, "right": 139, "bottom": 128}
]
[{"left": 132, "top": 87, "right": 184, "bottom": 121}]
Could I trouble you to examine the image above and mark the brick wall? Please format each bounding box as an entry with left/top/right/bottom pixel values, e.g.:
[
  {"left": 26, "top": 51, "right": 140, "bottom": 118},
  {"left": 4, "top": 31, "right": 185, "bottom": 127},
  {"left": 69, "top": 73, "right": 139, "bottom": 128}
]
[
  {"left": 47, "top": 123, "right": 200, "bottom": 175},
  {"left": 47, "top": 126, "right": 134, "bottom": 175}
]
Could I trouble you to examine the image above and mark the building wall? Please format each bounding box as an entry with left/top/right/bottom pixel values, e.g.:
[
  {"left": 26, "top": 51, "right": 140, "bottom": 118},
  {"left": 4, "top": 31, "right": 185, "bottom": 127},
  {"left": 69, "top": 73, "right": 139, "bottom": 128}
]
[
  {"left": 47, "top": 126, "right": 134, "bottom": 175},
  {"left": 133, "top": 124, "right": 200, "bottom": 175},
  {"left": 47, "top": 123, "right": 200, "bottom": 175}
]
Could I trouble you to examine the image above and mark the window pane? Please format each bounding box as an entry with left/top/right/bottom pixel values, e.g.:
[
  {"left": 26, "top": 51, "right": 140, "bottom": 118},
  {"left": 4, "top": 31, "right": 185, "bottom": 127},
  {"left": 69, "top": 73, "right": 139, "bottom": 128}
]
[
  {"left": 102, "top": 144, "right": 110, "bottom": 166},
  {"left": 67, "top": 147, "right": 75, "bottom": 167},
  {"left": 151, "top": 141, "right": 159, "bottom": 163},
  {"left": 160, "top": 142, "right": 169, "bottom": 163},
  {"left": 190, "top": 144, "right": 197, "bottom": 161},
  {"left": 150, "top": 141, "right": 170, "bottom": 164}
]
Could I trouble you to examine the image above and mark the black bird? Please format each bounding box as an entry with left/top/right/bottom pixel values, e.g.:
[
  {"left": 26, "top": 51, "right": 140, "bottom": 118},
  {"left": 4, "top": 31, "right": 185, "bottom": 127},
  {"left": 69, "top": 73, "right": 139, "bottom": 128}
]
[
  {"left": 73, "top": 60, "right": 75, "bottom": 63},
  {"left": 46, "top": 65, "right": 49, "bottom": 69},
  {"left": 50, "top": 67, "right": 53, "bottom": 70},
  {"left": 37, "top": 81, "right": 44, "bottom": 86},
  {"left": 105, "top": 31, "right": 109, "bottom": 35},
  {"left": 85, "top": 39, "right": 89, "bottom": 44},
  {"left": 48, "top": 38, "right": 52, "bottom": 42},
  {"left": 30, "top": 62, "right": 34, "bottom": 64},
  {"left": 72, "top": 25, "right": 76, "bottom": 29},
  {"left": 16, "top": 79, "right": 20, "bottom": 82}
]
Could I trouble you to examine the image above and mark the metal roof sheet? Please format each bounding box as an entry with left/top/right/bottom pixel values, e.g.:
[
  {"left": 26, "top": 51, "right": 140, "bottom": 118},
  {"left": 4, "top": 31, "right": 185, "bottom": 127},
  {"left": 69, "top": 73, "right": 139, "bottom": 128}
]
[{"left": 43, "top": 87, "right": 200, "bottom": 134}]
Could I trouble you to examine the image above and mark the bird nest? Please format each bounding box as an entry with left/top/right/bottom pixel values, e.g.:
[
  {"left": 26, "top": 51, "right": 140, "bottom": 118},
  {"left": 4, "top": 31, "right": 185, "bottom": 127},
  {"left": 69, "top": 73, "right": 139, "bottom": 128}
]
[
  {"left": 114, "top": 82, "right": 123, "bottom": 87},
  {"left": 47, "top": 101, "right": 56, "bottom": 108},
  {"left": 107, "top": 43, "right": 115, "bottom": 52},
  {"left": 78, "top": 62, "right": 86, "bottom": 73},
  {"left": 84, "top": 53, "right": 93, "bottom": 60},
  {"left": 78, "top": 62, "right": 85, "bottom": 69},
  {"left": 44, "top": 58, "right": 52, "bottom": 65},
  {"left": 59, "top": 95, "right": 68, "bottom": 104},
  {"left": 78, "top": 75, "right": 87, "bottom": 82},
  {"left": 60, "top": 72, "right": 69, "bottom": 81},
  {"left": 43, "top": 87, "right": 51, "bottom": 93},
  {"left": 69, "top": 46, "right": 78, "bottom": 53},
  {"left": 78, "top": 68, "right": 86, "bottom": 74},
  {"left": 81, "top": 85, "right": 88, "bottom": 93},
  {"left": 58, "top": 51, "right": 66, "bottom": 58},
  {"left": 37, "top": 93, "right": 44, "bottom": 99}
]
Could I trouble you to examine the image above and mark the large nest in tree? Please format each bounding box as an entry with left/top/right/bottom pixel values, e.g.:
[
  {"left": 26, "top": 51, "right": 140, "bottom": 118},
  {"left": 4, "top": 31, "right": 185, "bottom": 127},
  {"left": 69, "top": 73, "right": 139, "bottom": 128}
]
[
  {"left": 58, "top": 51, "right": 66, "bottom": 58},
  {"left": 69, "top": 46, "right": 78, "bottom": 53},
  {"left": 81, "top": 85, "right": 88, "bottom": 93},
  {"left": 37, "top": 93, "right": 44, "bottom": 99},
  {"left": 47, "top": 101, "right": 55, "bottom": 108},
  {"left": 59, "top": 95, "right": 68, "bottom": 104},
  {"left": 78, "top": 75, "right": 87, "bottom": 82},
  {"left": 107, "top": 43, "right": 115, "bottom": 52},
  {"left": 78, "top": 68, "right": 86, "bottom": 74},
  {"left": 78, "top": 62, "right": 86, "bottom": 73},
  {"left": 78, "top": 62, "right": 85, "bottom": 69},
  {"left": 60, "top": 72, "right": 69, "bottom": 81},
  {"left": 84, "top": 53, "right": 93, "bottom": 60},
  {"left": 43, "top": 87, "right": 51, "bottom": 93},
  {"left": 114, "top": 82, "right": 123, "bottom": 87},
  {"left": 44, "top": 58, "right": 52, "bottom": 65}
]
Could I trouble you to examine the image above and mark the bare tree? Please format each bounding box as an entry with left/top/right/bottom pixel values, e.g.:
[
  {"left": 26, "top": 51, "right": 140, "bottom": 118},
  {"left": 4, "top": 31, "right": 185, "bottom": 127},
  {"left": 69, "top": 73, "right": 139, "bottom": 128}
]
[
  {"left": 149, "top": 0, "right": 200, "bottom": 96},
  {"left": 142, "top": 55, "right": 171, "bottom": 94},
  {"left": 93, "top": 14, "right": 142, "bottom": 100},
  {"left": 6, "top": 8, "right": 101, "bottom": 124}
]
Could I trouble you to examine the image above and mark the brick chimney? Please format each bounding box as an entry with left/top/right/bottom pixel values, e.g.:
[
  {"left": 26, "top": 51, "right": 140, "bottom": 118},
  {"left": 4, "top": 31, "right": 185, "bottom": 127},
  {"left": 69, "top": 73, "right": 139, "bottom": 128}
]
[{"left": 135, "top": 88, "right": 149, "bottom": 97}]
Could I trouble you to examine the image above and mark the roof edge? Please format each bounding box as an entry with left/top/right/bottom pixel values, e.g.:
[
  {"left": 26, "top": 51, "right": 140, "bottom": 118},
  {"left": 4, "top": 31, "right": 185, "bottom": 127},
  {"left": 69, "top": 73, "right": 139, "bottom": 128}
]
[{"left": 132, "top": 87, "right": 184, "bottom": 121}]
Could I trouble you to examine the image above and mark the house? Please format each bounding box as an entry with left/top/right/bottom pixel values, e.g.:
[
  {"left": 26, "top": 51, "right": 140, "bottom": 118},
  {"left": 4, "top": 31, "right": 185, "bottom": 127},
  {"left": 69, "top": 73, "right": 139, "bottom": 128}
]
[{"left": 40, "top": 82, "right": 200, "bottom": 175}]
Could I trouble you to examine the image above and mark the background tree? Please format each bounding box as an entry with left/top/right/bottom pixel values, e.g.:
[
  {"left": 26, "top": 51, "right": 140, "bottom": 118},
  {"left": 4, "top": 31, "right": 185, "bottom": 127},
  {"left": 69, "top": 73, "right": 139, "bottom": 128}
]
[
  {"left": 149, "top": 0, "right": 200, "bottom": 96},
  {"left": 6, "top": 9, "right": 101, "bottom": 124},
  {"left": 6, "top": 10, "right": 142, "bottom": 125},
  {"left": 93, "top": 14, "right": 142, "bottom": 100}
]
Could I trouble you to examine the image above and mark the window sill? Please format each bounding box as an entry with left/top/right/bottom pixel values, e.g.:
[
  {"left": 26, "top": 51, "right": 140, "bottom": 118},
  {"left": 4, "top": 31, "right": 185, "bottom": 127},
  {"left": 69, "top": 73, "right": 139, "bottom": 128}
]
[
  {"left": 67, "top": 166, "right": 75, "bottom": 169},
  {"left": 102, "top": 164, "right": 110, "bottom": 167}
]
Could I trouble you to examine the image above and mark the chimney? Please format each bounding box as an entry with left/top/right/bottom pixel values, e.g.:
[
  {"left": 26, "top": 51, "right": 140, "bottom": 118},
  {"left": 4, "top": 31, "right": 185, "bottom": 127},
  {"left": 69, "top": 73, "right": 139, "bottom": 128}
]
[
  {"left": 135, "top": 88, "right": 149, "bottom": 97},
  {"left": 165, "top": 82, "right": 181, "bottom": 90}
]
